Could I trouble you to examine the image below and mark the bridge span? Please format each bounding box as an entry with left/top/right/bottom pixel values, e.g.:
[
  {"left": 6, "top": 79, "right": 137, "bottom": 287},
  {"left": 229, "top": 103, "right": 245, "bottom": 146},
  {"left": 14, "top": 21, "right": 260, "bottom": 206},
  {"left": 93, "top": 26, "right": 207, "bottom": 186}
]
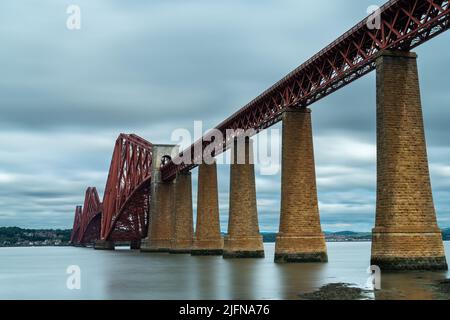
[{"left": 71, "top": 0, "right": 450, "bottom": 270}]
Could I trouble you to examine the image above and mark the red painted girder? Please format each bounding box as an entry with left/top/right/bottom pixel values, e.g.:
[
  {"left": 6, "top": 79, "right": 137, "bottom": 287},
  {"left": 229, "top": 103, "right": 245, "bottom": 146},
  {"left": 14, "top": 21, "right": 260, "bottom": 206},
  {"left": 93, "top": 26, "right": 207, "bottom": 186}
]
[
  {"left": 161, "top": 0, "right": 450, "bottom": 181},
  {"left": 77, "top": 187, "right": 102, "bottom": 244},
  {"left": 70, "top": 205, "right": 82, "bottom": 244},
  {"left": 100, "top": 134, "right": 153, "bottom": 241},
  {"left": 80, "top": 212, "right": 102, "bottom": 244}
]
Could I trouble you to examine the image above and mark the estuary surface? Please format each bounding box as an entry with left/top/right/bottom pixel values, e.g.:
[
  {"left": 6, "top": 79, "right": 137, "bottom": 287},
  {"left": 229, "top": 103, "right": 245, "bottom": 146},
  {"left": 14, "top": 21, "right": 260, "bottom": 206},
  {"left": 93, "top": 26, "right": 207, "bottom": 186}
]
[{"left": 0, "top": 242, "right": 449, "bottom": 300}]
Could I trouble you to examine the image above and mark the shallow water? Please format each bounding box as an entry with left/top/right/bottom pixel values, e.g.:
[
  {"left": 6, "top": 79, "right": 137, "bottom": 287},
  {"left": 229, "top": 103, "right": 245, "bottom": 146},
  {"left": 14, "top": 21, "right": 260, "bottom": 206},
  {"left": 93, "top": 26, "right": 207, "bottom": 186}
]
[{"left": 0, "top": 242, "right": 448, "bottom": 300}]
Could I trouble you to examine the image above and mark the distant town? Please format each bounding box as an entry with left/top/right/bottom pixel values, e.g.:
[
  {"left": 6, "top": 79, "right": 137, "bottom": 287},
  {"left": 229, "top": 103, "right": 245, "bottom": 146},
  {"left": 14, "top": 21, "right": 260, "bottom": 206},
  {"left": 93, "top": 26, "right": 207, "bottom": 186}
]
[
  {"left": 0, "top": 227, "right": 71, "bottom": 247},
  {"left": 263, "top": 229, "right": 450, "bottom": 243},
  {"left": 0, "top": 227, "right": 449, "bottom": 247},
  {"left": 260, "top": 232, "right": 372, "bottom": 243}
]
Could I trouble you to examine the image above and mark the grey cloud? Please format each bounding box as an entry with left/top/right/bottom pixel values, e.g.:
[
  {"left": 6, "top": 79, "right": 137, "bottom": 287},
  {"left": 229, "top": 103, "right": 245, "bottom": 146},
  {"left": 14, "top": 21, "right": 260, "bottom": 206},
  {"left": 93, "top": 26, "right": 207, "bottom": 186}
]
[{"left": 1, "top": 0, "right": 450, "bottom": 232}]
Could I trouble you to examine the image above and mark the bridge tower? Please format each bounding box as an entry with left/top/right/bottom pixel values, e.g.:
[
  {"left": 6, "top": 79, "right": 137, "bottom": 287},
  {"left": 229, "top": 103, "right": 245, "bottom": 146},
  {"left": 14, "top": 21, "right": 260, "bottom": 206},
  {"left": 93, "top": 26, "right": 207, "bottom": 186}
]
[
  {"left": 141, "top": 145, "right": 177, "bottom": 252},
  {"left": 371, "top": 50, "right": 447, "bottom": 271}
]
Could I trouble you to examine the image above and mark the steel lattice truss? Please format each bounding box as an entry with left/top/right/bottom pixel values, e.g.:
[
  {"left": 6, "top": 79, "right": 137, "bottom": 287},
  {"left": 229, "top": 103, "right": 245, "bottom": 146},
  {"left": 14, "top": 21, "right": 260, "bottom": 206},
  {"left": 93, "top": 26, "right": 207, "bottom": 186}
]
[
  {"left": 100, "top": 134, "right": 153, "bottom": 242},
  {"left": 161, "top": 0, "right": 450, "bottom": 181},
  {"left": 69, "top": 206, "right": 82, "bottom": 244},
  {"left": 78, "top": 187, "right": 102, "bottom": 245}
]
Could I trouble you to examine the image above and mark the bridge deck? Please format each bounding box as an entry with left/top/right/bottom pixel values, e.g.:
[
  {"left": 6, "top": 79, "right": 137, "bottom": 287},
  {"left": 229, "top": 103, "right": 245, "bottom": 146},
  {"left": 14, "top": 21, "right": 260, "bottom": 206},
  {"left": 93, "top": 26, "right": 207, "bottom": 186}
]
[{"left": 161, "top": 0, "right": 450, "bottom": 181}]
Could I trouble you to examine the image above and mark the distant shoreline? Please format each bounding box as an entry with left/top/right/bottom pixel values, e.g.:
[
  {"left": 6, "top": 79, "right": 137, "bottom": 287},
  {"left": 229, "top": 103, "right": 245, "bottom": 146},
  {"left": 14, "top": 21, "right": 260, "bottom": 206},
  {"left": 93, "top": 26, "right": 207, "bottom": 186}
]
[
  {"left": 1, "top": 227, "right": 449, "bottom": 248},
  {"left": 2, "top": 240, "right": 450, "bottom": 249}
]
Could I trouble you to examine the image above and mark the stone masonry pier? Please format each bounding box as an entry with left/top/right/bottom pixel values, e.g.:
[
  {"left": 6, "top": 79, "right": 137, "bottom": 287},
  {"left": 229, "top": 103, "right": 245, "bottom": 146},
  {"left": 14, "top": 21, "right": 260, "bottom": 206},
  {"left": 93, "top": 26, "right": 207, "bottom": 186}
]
[
  {"left": 191, "top": 161, "right": 224, "bottom": 255},
  {"left": 141, "top": 145, "right": 177, "bottom": 253},
  {"left": 371, "top": 50, "right": 447, "bottom": 271},
  {"left": 275, "top": 108, "right": 328, "bottom": 263},
  {"left": 223, "top": 137, "right": 264, "bottom": 259}
]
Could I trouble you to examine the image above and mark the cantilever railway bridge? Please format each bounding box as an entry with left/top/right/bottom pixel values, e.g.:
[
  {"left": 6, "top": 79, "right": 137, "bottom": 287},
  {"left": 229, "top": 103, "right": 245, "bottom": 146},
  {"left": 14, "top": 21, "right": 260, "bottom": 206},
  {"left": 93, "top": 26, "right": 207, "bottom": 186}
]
[{"left": 70, "top": 0, "right": 450, "bottom": 271}]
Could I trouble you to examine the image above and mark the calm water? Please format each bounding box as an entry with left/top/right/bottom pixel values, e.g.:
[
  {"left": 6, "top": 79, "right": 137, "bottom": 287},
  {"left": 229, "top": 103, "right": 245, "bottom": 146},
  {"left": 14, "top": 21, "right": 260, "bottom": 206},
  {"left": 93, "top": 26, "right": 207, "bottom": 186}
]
[{"left": 0, "top": 242, "right": 449, "bottom": 300}]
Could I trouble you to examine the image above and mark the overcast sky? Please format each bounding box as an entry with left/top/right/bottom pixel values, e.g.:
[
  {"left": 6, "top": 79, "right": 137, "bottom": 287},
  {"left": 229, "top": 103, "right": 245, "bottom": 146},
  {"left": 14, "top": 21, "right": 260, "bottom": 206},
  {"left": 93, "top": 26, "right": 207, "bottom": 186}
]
[{"left": 1, "top": 1, "right": 450, "bottom": 232}]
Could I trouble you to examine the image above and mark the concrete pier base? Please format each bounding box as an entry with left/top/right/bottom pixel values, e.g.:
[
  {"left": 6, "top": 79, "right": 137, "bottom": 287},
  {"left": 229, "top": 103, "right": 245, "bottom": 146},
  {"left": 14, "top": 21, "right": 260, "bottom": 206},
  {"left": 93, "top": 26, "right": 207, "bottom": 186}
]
[
  {"left": 192, "top": 161, "right": 223, "bottom": 256},
  {"left": 371, "top": 228, "right": 448, "bottom": 270},
  {"left": 140, "top": 180, "right": 175, "bottom": 252},
  {"left": 191, "top": 248, "right": 224, "bottom": 256},
  {"left": 130, "top": 240, "right": 141, "bottom": 250},
  {"left": 170, "top": 248, "right": 192, "bottom": 254},
  {"left": 140, "top": 179, "right": 175, "bottom": 253},
  {"left": 223, "top": 138, "right": 264, "bottom": 259},
  {"left": 170, "top": 172, "right": 194, "bottom": 254},
  {"left": 141, "top": 145, "right": 177, "bottom": 253},
  {"left": 140, "top": 242, "right": 169, "bottom": 253},
  {"left": 371, "top": 50, "right": 447, "bottom": 271},
  {"left": 94, "top": 240, "right": 115, "bottom": 250},
  {"left": 223, "top": 236, "right": 265, "bottom": 259},
  {"left": 274, "top": 235, "right": 328, "bottom": 263},
  {"left": 275, "top": 108, "right": 327, "bottom": 264}
]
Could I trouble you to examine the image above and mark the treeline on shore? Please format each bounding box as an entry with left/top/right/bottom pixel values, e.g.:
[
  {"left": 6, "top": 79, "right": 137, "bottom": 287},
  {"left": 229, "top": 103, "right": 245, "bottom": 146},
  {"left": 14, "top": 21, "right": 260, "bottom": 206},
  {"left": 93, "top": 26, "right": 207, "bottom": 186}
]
[
  {"left": 1, "top": 227, "right": 449, "bottom": 247},
  {"left": 0, "top": 227, "right": 71, "bottom": 247},
  {"left": 254, "top": 229, "right": 450, "bottom": 242}
]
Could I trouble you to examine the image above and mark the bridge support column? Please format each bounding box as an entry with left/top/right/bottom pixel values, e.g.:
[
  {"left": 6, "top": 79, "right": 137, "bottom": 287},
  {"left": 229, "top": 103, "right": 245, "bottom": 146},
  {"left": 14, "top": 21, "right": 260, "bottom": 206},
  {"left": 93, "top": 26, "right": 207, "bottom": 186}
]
[
  {"left": 191, "top": 161, "right": 224, "bottom": 255},
  {"left": 275, "top": 108, "right": 327, "bottom": 263},
  {"left": 223, "top": 138, "right": 264, "bottom": 259},
  {"left": 141, "top": 145, "right": 177, "bottom": 253},
  {"left": 371, "top": 50, "right": 447, "bottom": 271},
  {"left": 170, "top": 171, "right": 194, "bottom": 254},
  {"left": 94, "top": 240, "right": 115, "bottom": 250},
  {"left": 130, "top": 240, "right": 141, "bottom": 250}
]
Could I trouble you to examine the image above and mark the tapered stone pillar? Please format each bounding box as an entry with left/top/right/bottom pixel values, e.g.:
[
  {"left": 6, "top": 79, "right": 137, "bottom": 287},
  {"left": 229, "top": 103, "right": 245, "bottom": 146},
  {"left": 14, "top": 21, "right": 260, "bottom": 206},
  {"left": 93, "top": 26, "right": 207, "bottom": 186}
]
[
  {"left": 275, "top": 108, "right": 328, "bottom": 263},
  {"left": 170, "top": 171, "right": 194, "bottom": 254},
  {"left": 191, "top": 161, "right": 224, "bottom": 255},
  {"left": 224, "top": 138, "right": 264, "bottom": 258},
  {"left": 141, "top": 145, "right": 177, "bottom": 253},
  {"left": 371, "top": 50, "right": 447, "bottom": 271}
]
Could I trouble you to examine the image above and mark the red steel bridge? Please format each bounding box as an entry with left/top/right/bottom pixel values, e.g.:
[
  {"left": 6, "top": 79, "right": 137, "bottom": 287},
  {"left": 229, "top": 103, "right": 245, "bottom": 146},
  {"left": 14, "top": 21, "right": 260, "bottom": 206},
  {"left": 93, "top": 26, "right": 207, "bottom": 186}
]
[
  {"left": 70, "top": 188, "right": 101, "bottom": 245},
  {"left": 71, "top": 134, "right": 152, "bottom": 246},
  {"left": 70, "top": 0, "right": 450, "bottom": 246}
]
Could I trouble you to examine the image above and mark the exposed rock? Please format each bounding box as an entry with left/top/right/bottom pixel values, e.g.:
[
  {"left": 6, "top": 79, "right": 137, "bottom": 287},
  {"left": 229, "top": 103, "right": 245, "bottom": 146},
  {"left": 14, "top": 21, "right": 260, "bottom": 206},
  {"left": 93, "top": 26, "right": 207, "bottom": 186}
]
[
  {"left": 433, "top": 279, "right": 450, "bottom": 295},
  {"left": 299, "top": 283, "right": 371, "bottom": 300}
]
